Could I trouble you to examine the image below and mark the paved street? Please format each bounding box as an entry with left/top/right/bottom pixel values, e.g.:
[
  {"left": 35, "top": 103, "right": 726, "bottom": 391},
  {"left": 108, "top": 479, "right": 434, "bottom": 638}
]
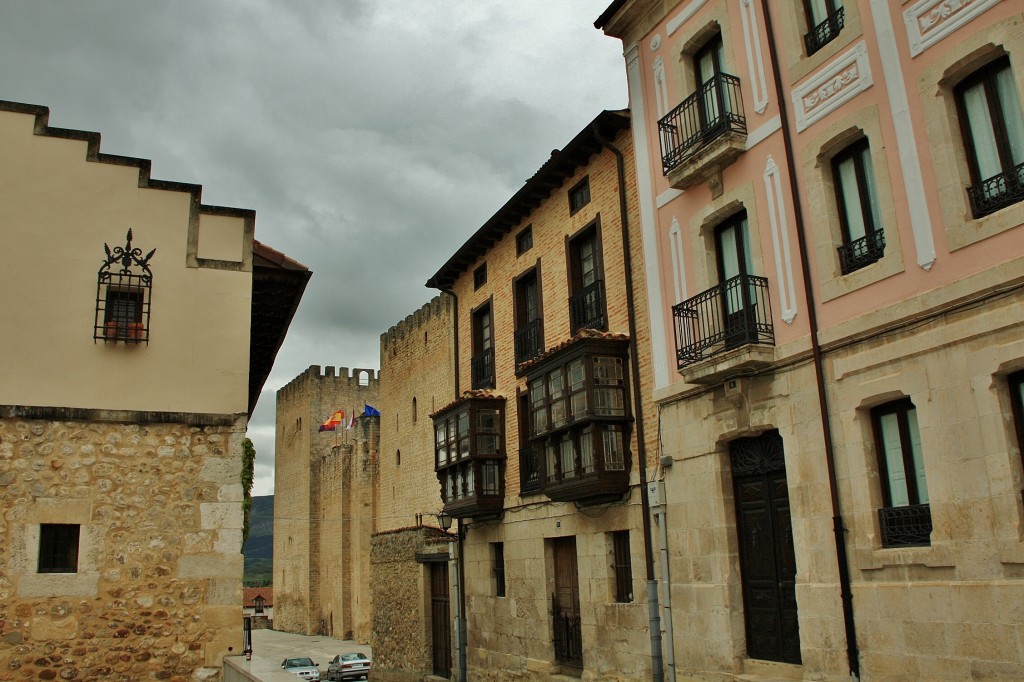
[{"left": 225, "top": 628, "right": 372, "bottom": 681}]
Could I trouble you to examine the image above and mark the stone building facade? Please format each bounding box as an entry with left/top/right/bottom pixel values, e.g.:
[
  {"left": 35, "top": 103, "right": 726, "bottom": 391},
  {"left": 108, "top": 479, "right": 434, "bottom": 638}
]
[
  {"left": 423, "top": 110, "right": 656, "bottom": 681},
  {"left": 0, "top": 100, "right": 307, "bottom": 680},
  {"left": 273, "top": 366, "right": 379, "bottom": 641},
  {"left": 598, "top": 1, "right": 1024, "bottom": 679},
  {"left": 372, "top": 296, "right": 458, "bottom": 680}
]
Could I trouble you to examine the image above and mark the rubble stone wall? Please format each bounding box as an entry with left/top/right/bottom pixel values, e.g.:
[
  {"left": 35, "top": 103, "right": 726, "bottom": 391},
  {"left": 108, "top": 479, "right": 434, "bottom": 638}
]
[{"left": 0, "top": 414, "right": 246, "bottom": 681}]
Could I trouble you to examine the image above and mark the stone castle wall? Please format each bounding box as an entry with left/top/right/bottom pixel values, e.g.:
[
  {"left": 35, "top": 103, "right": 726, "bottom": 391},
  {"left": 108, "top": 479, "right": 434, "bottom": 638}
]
[
  {"left": 0, "top": 415, "right": 246, "bottom": 681},
  {"left": 273, "top": 365, "right": 379, "bottom": 636}
]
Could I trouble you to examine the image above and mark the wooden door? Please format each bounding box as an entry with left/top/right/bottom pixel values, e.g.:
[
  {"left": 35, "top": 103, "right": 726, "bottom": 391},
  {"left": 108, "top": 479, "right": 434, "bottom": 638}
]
[
  {"left": 731, "top": 431, "right": 801, "bottom": 664},
  {"left": 430, "top": 562, "right": 452, "bottom": 678},
  {"left": 552, "top": 537, "right": 582, "bottom": 669}
]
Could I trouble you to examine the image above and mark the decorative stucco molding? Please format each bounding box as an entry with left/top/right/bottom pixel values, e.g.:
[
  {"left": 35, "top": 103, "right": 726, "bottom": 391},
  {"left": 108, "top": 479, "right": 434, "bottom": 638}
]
[
  {"left": 650, "top": 33, "right": 662, "bottom": 51},
  {"left": 793, "top": 42, "right": 872, "bottom": 132},
  {"left": 667, "top": 0, "right": 709, "bottom": 36},
  {"left": 654, "top": 57, "right": 669, "bottom": 119},
  {"left": 738, "top": 0, "right": 769, "bottom": 114},
  {"left": 763, "top": 156, "right": 798, "bottom": 325},
  {"left": 904, "top": 0, "right": 1001, "bottom": 57},
  {"left": 669, "top": 217, "right": 689, "bottom": 306}
]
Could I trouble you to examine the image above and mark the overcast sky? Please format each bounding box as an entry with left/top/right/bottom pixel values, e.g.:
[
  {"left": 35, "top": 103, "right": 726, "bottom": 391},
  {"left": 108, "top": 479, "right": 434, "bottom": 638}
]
[{"left": 1, "top": 1, "right": 627, "bottom": 495}]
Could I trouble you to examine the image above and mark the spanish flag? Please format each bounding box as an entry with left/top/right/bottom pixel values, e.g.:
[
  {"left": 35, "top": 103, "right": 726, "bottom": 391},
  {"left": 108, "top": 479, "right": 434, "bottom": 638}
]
[{"left": 319, "top": 410, "right": 345, "bottom": 432}]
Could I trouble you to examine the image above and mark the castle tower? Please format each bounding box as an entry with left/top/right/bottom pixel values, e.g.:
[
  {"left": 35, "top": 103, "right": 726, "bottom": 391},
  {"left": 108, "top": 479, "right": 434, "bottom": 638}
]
[{"left": 273, "top": 365, "right": 379, "bottom": 636}]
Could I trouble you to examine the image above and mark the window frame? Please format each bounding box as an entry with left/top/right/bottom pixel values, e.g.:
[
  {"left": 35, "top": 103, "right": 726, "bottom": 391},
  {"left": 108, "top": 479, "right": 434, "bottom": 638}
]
[
  {"left": 568, "top": 177, "right": 591, "bottom": 215},
  {"left": 1010, "top": 370, "right": 1024, "bottom": 467},
  {"left": 953, "top": 55, "right": 1024, "bottom": 218},
  {"left": 492, "top": 542, "right": 506, "bottom": 597},
  {"left": 831, "top": 138, "right": 885, "bottom": 274},
  {"left": 471, "top": 300, "right": 495, "bottom": 390},
  {"left": 473, "top": 263, "right": 488, "bottom": 290},
  {"left": 513, "top": 265, "right": 544, "bottom": 367},
  {"left": 516, "top": 225, "right": 534, "bottom": 255},
  {"left": 870, "top": 398, "right": 932, "bottom": 548},
  {"left": 803, "top": 0, "right": 845, "bottom": 56},
  {"left": 38, "top": 523, "right": 80, "bottom": 574},
  {"left": 611, "top": 530, "right": 633, "bottom": 603},
  {"left": 567, "top": 221, "right": 607, "bottom": 334}
]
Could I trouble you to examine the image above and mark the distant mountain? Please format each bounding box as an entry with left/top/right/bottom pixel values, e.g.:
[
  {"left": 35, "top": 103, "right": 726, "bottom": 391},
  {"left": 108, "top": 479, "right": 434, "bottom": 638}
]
[{"left": 243, "top": 494, "right": 273, "bottom": 585}]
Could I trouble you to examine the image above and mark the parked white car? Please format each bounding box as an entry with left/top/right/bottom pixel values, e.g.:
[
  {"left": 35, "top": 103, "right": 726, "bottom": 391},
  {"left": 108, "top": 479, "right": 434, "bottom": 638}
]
[{"left": 281, "top": 657, "right": 321, "bottom": 680}]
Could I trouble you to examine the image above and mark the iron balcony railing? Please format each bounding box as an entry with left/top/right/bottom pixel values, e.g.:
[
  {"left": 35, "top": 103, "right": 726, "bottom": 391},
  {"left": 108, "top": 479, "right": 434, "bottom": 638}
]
[
  {"left": 470, "top": 348, "right": 494, "bottom": 390},
  {"left": 514, "top": 318, "right": 544, "bottom": 366},
  {"left": 569, "top": 280, "right": 606, "bottom": 334},
  {"left": 673, "top": 274, "right": 774, "bottom": 369},
  {"left": 804, "top": 6, "right": 845, "bottom": 56},
  {"left": 658, "top": 72, "right": 746, "bottom": 175},
  {"left": 967, "top": 160, "right": 1024, "bottom": 218},
  {"left": 838, "top": 228, "right": 885, "bottom": 275},
  {"left": 878, "top": 503, "right": 932, "bottom": 548}
]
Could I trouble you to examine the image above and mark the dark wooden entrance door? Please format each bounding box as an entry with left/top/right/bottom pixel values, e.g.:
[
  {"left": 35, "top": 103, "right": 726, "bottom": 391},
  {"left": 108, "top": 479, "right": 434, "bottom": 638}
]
[
  {"left": 730, "top": 431, "right": 801, "bottom": 664},
  {"left": 430, "top": 562, "right": 452, "bottom": 678},
  {"left": 552, "top": 537, "right": 582, "bottom": 669}
]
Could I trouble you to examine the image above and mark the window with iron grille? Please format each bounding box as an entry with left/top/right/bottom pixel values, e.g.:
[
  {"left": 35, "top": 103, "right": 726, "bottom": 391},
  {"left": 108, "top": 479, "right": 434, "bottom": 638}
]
[
  {"left": 954, "top": 56, "right": 1024, "bottom": 218},
  {"left": 568, "top": 224, "right": 606, "bottom": 333},
  {"left": 568, "top": 177, "right": 591, "bottom": 215},
  {"left": 803, "top": 0, "right": 844, "bottom": 56},
  {"left": 94, "top": 229, "right": 154, "bottom": 345},
  {"left": 832, "top": 139, "right": 885, "bottom": 274},
  {"left": 493, "top": 542, "right": 506, "bottom": 597},
  {"left": 871, "top": 399, "right": 932, "bottom": 547},
  {"left": 611, "top": 530, "right": 633, "bottom": 602},
  {"left": 471, "top": 303, "right": 495, "bottom": 389},
  {"left": 39, "top": 524, "right": 80, "bottom": 573}
]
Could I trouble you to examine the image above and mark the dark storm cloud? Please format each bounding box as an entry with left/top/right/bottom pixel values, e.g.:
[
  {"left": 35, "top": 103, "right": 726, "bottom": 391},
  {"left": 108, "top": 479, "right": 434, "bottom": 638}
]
[{"left": 0, "top": 0, "right": 626, "bottom": 494}]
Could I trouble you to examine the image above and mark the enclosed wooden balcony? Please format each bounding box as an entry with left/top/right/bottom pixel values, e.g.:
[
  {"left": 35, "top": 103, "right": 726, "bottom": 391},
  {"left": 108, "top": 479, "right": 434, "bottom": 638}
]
[{"left": 433, "top": 394, "right": 505, "bottom": 519}]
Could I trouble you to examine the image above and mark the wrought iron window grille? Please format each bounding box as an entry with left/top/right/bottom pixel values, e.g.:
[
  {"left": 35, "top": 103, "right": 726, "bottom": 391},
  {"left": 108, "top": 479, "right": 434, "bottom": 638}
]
[
  {"left": 838, "top": 229, "right": 885, "bottom": 275},
  {"left": 568, "top": 280, "right": 607, "bottom": 335},
  {"left": 878, "top": 503, "right": 932, "bottom": 548},
  {"left": 94, "top": 229, "right": 155, "bottom": 345},
  {"left": 471, "top": 348, "right": 495, "bottom": 390},
  {"left": 658, "top": 72, "right": 746, "bottom": 175},
  {"left": 519, "top": 446, "right": 542, "bottom": 495},
  {"left": 514, "top": 318, "right": 544, "bottom": 368},
  {"left": 804, "top": 7, "right": 845, "bottom": 56},
  {"left": 967, "top": 161, "right": 1024, "bottom": 218}
]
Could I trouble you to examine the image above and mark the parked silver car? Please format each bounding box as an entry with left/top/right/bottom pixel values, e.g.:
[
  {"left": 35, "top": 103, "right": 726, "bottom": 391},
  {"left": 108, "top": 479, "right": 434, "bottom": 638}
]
[
  {"left": 325, "top": 652, "right": 371, "bottom": 680},
  {"left": 281, "top": 657, "right": 321, "bottom": 680}
]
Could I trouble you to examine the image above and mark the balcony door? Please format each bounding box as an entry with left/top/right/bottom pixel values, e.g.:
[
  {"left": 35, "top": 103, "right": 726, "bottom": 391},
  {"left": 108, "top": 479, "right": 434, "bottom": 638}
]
[
  {"left": 472, "top": 303, "right": 494, "bottom": 389},
  {"left": 568, "top": 226, "right": 605, "bottom": 333},
  {"left": 695, "top": 34, "right": 726, "bottom": 136},
  {"left": 715, "top": 212, "right": 756, "bottom": 347}
]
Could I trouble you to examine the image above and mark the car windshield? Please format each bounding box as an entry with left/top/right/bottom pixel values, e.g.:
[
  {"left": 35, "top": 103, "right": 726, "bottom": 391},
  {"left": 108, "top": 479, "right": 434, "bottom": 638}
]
[
  {"left": 341, "top": 653, "right": 367, "bottom": 661},
  {"left": 285, "top": 658, "right": 314, "bottom": 667}
]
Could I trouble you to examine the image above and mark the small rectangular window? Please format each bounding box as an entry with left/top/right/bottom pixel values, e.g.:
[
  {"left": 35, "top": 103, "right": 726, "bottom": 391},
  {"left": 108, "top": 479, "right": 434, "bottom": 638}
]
[
  {"left": 871, "top": 399, "right": 932, "bottom": 547},
  {"left": 39, "top": 524, "right": 80, "bottom": 573},
  {"left": 474, "top": 263, "right": 488, "bottom": 290},
  {"left": 568, "top": 177, "right": 591, "bottom": 215},
  {"left": 611, "top": 530, "right": 633, "bottom": 602},
  {"left": 516, "top": 226, "right": 533, "bottom": 255},
  {"left": 493, "top": 542, "right": 506, "bottom": 597}
]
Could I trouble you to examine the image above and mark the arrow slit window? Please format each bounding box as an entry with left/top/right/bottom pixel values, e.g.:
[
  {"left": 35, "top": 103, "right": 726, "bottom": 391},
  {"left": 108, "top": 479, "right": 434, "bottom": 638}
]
[{"left": 94, "top": 229, "right": 155, "bottom": 345}]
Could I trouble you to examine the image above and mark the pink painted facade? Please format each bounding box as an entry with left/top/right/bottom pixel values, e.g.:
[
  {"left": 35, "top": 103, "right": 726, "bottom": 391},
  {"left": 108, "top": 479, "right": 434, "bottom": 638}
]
[{"left": 601, "top": 1, "right": 1024, "bottom": 680}]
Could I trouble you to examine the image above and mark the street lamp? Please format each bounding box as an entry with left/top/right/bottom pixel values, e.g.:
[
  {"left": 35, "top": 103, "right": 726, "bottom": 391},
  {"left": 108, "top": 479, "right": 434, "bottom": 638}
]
[{"left": 435, "top": 510, "right": 467, "bottom": 682}]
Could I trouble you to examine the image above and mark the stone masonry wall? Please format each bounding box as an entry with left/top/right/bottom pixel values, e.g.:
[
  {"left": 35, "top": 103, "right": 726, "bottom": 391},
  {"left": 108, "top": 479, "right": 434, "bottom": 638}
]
[
  {"left": 370, "top": 528, "right": 450, "bottom": 680},
  {"left": 0, "top": 415, "right": 246, "bottom": 681}
]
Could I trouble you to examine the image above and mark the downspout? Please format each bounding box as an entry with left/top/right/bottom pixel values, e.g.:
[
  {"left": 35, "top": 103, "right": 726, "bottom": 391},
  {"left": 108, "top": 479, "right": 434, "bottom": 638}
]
[
  {"left": 594, "top": 121, "right": 665, "bottom": 682},
  {"left": 758, "top": 3, "right": 860, "bottom": 677},
  {"left": 441, "top": 286, "right": 468, "bottom": 682}
]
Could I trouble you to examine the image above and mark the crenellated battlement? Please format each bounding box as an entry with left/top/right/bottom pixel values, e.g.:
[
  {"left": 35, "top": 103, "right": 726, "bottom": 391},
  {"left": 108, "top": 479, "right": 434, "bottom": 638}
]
[
  {"left": 278, "top": 364, "right": 379, "bottom": 400},
  {"left": 381, "top": 295, "right": 450, "bottom": 348}
]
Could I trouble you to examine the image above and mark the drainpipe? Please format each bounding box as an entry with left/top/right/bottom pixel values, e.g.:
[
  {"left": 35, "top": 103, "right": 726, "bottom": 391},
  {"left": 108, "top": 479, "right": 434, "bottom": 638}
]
[
  {"left": 441, "top": 286, "right": 468, "bottom": 682},
  {"left": 653, "top": 489, "right": 676, "bottom": 680},
  {"left": 758, "top": 3, "right": 860, "bottom": 677},
  {"left": 594, "top": 120, "right": 665, "bottom": 682}
]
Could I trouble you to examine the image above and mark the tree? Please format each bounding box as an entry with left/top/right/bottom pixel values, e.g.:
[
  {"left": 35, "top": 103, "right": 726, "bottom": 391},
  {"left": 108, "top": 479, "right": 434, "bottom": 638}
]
[{"left": 241, "top": 437, "right": 255, "bottom": 544}]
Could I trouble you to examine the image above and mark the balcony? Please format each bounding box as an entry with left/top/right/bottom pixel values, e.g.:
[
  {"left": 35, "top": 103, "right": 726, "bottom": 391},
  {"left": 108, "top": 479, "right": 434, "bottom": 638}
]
[
  {"left": 804, "top": 7, "right": 845, "bottom": 56},
  {"left": 471, "top": 348, "right": 494, "bottom": 390},
  {"left": 569, "top": 280, "right": 606, "bottom": 334},
  {"left": 514, "top": 318, "right": 544, "bottom": 368},
  {"left": 838, "top": 228, "right": 885, "bottom": 275},
  {"left": 673, "top": 274, "right": 774, "bottom": 383},
  {"left": 967, "top": 161, "right": 1024, "bottom": 218},
  {"left": 878, "top": 503, "right": 932, "bottom": 548},
  {"left": 658, "top": 73, "right": 746, "bottom": 190},
  {"left": 434, "top": 395, "right": 505, "bottom": 519}
]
